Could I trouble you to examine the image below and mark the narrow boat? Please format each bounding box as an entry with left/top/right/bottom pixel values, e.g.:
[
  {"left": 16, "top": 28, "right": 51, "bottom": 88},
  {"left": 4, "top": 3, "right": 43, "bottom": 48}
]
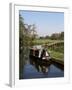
[{"left": 29, "top": 46, "right": 51, "bottom": 64}]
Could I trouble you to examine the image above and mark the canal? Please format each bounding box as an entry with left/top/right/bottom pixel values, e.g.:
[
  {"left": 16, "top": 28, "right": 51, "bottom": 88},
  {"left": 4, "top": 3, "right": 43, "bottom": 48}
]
[{"left": 22, "top": 57, "right": 64, "bottom": 79}]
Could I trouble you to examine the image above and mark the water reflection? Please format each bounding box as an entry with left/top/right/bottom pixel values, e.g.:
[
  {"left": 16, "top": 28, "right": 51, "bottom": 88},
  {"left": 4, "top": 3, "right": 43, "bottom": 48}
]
[
  {"left": 29, "top": 57, "right": 51, "bottom": 74},
  {"left": 22, "top": 56, "right": 64, "bottom": 79}
]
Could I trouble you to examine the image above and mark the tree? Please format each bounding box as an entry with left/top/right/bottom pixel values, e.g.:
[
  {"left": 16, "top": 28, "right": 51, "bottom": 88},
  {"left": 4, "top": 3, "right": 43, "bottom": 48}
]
[
  {"left": 50, "top": 32, "right": 64, "bottom": 40},
  {"left": 45, "top": 35, "right": 50, "bottom": 39},
  {"left": 60, "top": 32, "right": 64, "bottom": 40},
  {"left": 19, "top": 14, "right": 31, "bottom": 79},
  {"left": 19, "top": 14, "right": 38, "bottom": 79},
  {"left": 29, "top": 24, "right": 38, "bottom": 39}
]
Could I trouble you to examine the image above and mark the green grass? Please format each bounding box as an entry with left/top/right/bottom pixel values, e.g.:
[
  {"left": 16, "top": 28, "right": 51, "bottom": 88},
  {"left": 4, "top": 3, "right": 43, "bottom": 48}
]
[
  {"left": 33, "top": 39, "right": 63, "bottom": 45},
  {"left": 49, "top": 50, "right": 64, "bottom": 61},
  {"left": 49, "top": 46, "right": 64, "bottom": 53}
]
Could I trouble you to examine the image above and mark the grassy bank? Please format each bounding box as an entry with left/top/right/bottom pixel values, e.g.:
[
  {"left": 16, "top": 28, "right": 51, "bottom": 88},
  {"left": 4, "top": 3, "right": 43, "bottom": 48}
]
[
  {"left": 33, "top": 39, "right": 63, "bottom": 45},
  {"left": 49, "top": 50, "right": 64, "bottom": 61}
]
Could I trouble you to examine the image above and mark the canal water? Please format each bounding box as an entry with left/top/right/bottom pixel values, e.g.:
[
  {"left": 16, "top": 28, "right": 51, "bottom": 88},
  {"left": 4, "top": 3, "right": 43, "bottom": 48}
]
[{"left": 22, "top": 57, "right": 64, "bottom": 79}]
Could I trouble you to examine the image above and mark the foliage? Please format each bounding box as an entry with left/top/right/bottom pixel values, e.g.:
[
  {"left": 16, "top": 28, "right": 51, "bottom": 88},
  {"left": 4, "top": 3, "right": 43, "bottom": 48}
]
[
  {"left": 19, "top": 14, "right": 37, "bottom": 79},
  {"left": 50, "top": 32, "right": 64, "bottom": 40},
  {"left": 38, "top": 32, "right": 64, "bottom": 40}
]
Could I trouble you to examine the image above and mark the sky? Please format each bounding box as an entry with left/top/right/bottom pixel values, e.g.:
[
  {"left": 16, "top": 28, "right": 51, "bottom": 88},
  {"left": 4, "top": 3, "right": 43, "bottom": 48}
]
[{"left": 19, "top": 10, "right": 64, "bottom": 36}]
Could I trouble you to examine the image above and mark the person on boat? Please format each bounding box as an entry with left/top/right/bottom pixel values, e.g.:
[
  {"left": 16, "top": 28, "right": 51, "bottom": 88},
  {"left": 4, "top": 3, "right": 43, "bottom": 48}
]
[
  {"left": 44, "top": 43, "right": 51, "bottom": 60},
  {"left": 40, "top": 48, "right": 50, "bottom": 60},
  {"left": 40, "top": 49, "right": 46, "bottom": 59}
]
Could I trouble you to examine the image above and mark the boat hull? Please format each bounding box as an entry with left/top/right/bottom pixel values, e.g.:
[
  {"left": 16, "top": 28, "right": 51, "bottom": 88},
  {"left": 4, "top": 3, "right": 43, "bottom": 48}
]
[{"left": 29, "top": 55, "right": 52, "bottom": 66}]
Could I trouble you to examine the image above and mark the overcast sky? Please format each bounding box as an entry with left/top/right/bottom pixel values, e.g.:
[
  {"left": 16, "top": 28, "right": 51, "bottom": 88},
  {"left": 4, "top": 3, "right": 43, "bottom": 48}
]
[{"left": 19, "top": 10, "right": 64, "bottom": 36}]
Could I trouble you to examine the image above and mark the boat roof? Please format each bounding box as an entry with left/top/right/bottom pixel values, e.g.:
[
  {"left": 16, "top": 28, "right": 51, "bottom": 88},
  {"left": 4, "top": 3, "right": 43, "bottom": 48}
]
[{"left": 30, "top": 45, "right": 43, "bottom": 50}]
